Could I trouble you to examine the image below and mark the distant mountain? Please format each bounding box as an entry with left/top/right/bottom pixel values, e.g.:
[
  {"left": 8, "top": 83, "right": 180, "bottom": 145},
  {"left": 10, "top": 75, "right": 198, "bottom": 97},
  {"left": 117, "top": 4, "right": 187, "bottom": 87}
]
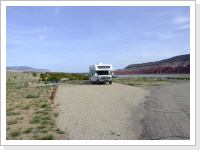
[
  {"left": 6, "top": 66, "right": 51, "bottom": 73},
  {"left": 114, "top": 54, "right": 190, "bottom": 75}
]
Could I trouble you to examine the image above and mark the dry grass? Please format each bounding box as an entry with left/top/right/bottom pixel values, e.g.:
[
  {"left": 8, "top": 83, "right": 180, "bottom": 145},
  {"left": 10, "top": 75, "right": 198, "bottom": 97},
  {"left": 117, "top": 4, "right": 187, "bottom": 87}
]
[
  {"left": 6, "top": 71, "right": 65, "bottom": 140},
  {"left": 113, "top": 76, "right": 173, "bottom": 86}
]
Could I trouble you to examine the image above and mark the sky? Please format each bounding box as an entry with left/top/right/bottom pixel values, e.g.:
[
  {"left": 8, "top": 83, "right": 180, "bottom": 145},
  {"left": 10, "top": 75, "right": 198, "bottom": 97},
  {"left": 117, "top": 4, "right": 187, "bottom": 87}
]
[{"left": 6, "top": 6, "right": 190, "bottom": 73}]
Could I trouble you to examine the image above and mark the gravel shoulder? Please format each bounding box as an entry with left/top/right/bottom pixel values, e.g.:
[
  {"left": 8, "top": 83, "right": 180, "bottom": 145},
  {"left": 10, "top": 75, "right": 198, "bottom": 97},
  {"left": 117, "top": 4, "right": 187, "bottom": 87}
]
[{"left": 55, "top": 82, "right": 150, "bottom": 140}]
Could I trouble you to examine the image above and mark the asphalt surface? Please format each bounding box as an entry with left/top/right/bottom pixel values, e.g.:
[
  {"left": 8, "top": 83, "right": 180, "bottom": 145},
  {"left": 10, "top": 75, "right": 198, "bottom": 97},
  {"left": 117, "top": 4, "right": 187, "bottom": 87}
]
[{"left": 141, "top": 80, "right": 190, "bottom": 140}]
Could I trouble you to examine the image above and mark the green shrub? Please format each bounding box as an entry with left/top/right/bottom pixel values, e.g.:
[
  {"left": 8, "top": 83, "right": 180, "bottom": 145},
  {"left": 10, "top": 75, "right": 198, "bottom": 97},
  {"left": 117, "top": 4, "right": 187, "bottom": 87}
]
[
  {"left": 40, "top": 104, "right": 48, "bottom": 108},
  {"left": 7, "top": 120, "right": 17, "bottom": 125},
  {"left": 6, "top": 111, "right": 20, "bottom": 116},
  {"left": 37, "top": 125, "right": 46, "bottom": 129},
  {"left": 24, "top": 128, "right": 32, "bottom": 134},
  {"left": 23, "top": 105, "right": 30, "bottom": 110},
  {"left": 42, "top": 116, "right": 51, "bottom": 120},
  {"left": 30, "top": 116, "right": 41, "bottom": 124},
  {"left": 54, "top": 113, "right": 59, "bottom": 117},
  {"left": 37, "top": 135, "right": 54, "bottom": 140},
  {"left": 32, "top": 72, "right": 37, "bottom": 77},
  {"left": 11, "top": 130, "right": 20, "bottom": 138},
  {"left": 26, "top": 94, "right": 39, "bottom": 98}
]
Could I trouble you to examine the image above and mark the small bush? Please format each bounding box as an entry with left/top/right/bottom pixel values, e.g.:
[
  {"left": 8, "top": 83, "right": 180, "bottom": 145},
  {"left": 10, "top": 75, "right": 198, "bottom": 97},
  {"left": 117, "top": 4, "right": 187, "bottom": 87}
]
[
  {"left": 30, "top": 116, "right": 41, "bottom": 124},
  {"left": 54, "top": 113, "right": 59, "bottom": 117},
  {"left": 57, "top": 129, "right": 64, "bottom": 134},
  {"left": 23, "top": 105, "right": 30, "bottom": 110},
  {"left": 6, "top": 111, "right": 20, "bottom": 116},
  {"left": 26, "top": 94, "right": 39, "bottom": 98},
  {"left": 11, "top": 130, "right": 20, "bottom": 138},
  {"left": 37, "top": 125, "right": 46, "bottom": 129},
  {"left": 40, "top": 104, "right": 48, "bottom": 108},
  {"left": 24, "top": 128, "right": 32, "bottom": 134},
  {"left": 7, "top": 120, "right": 17, "bottom": 125},
  {"left": 41, "top": 120, "right": 49, "bottom": 125},
  {"left": 37, "top": 135, "right": 54, "bottom": 140},
  {"left": 32, "top": 72, "right": 37, "bottom": 77},
  {"left": 42, "top": 116, "right": 51, "bottom": 120},
  {"left": 40, "top": 130, "right": 48, "bottom": 133},
  {"left": 35, "top": 111, "right": 49, "bottom": 115}
]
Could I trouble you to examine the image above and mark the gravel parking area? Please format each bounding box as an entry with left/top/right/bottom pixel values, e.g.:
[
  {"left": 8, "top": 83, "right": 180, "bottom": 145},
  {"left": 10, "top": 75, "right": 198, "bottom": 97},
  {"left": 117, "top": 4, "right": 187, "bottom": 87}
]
[{"left": 55, "top": 82, "right": 150, "bottom": 140}]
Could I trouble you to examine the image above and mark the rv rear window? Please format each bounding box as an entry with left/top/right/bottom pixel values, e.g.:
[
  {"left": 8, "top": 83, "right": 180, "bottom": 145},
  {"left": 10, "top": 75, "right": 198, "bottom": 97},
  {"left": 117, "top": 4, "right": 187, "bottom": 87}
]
[{"left": 98, "top": 66, "right": 110, "bottom": 69}]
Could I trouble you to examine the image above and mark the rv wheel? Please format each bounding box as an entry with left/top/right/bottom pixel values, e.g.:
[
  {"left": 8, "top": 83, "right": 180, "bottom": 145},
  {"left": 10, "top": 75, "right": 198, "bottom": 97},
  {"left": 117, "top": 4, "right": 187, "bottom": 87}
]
[
  {"left": 97, "top": 80, "right": 100, "bottom": 84},
  {"left": 109, "top": 81, "right": 112, "bottom": 84}
]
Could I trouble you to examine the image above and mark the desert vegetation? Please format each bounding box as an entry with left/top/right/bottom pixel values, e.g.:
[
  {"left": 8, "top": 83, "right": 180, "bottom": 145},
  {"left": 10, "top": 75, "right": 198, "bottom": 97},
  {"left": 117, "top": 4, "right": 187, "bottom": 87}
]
[
  {"left": 112, "top": 76, "right": 174, "bottom": 86},
  {"left": 39, "top": 72, "right": 89, "bottom": 82},
  {"left": 6, "top": 71, "right": 66, "bottom": 140}
]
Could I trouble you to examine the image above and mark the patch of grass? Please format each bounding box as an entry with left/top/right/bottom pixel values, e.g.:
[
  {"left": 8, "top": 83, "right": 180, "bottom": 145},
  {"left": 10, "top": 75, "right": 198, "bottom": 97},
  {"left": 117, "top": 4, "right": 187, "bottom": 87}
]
[
  {"left": 6, "top": 111, "right": 20, "bottom": 116},
  {"left": 11, "top": 130, "right": 20, "bottom": 138},
  {"left": 40, "top": 104, "right": 48, "bottom": 108},
  {"left": 32, "top": 135, "right": 39, "bottom": 139},
  {"left": 7, "top": 107, "right": 15, "bottom": 111},
  {"left": 24, "top": 128, "right": 33, "bottom": 134},
  {"left": 55, "top": 128, "right": 64, "bottom": 134},
  {"left": 37, "top": 125, "right": 46, "bottom": 129},
  {"left": 35, "top": 111, "right": 42, "bottom": 114},
  {"left": 40, "top": 130, "right": 48, "bottom": 133},
  {"left": 41, "top": 120, "right": 49, "bottom": 125},
  {"left": 30, "top": 116, "right": 41, "bottom": 124},
  {"left": 54, "top": 113, "right": 59, "bottom": 117},
  {"left": 37, "top": 135, "right": 54, "bottom": 140},
  {"left": 110, "top": 131, "right": 116, "bottom": 135},
  {"left": 35, "top": 111, "right": 49, "bottom": 115},
  {"left": 7, "top": 127, "right": 11, "bottom": 131},
  {"left": 150, "top": 84, "right": 162, "bottom": 86},
  {"left": 113, "top": 77, "right": 172, "bottom": 86},
  {"left": 23, "top": 105, "right": 30, "bottom": 110},
  {"left": 42, "top": 116, "right": 51, "bottom": 120},
  {"left": 57, "top": 130, "right": 64, "bottom": 134},
  {"left": 167, "top": 77, "right": 190, "bottom": 80},
  {"left": 26, "top": 94, "right": 39, "bottom": 98},
  {"left": 7, "top": 120, "right": 18, "bottom": 125}
]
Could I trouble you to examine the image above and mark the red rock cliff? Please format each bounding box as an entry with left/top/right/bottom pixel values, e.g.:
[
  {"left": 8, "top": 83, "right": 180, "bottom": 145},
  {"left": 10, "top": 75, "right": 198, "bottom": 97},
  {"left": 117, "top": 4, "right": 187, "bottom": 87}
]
[{"left": 114, "top": 54, "right": 190, "bottom": 75}]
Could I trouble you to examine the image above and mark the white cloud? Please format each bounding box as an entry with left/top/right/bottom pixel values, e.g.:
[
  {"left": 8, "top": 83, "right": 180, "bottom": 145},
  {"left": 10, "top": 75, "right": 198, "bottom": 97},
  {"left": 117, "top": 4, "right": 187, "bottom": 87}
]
[
  {"left": 174, "top": 16, "right": 190, "bottom": 30},
  {"left": 174, "top": 16, "right": 190, "bottom": 24},
  {"left": 157, "top": 32, "right": 176, "bottom": 40},
  {"left": 144, "top": 31, "right": 176, "bottom": 41},
  {"left": 177, "top": 23, "right": 190, "bottom": 30}
]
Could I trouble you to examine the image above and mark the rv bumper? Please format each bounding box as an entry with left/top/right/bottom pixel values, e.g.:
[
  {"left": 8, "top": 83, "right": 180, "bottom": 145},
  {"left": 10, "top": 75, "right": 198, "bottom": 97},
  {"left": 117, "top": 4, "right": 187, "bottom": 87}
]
[
  {"left": 100, "top": 80, "right": 111, "bottom": 82},
  {"left": 99, "top": 79, "right": 112, "bottom": 82}
]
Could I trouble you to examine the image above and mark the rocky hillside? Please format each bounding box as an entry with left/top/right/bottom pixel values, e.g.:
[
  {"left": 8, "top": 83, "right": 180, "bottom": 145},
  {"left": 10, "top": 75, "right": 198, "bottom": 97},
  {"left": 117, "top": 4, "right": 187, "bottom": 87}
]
[
  {"left": 6, "top": 66, "right": 51, "bottom": 73},
  {"left": 114, "top": 54, "right": 190, "bottom": 75}
]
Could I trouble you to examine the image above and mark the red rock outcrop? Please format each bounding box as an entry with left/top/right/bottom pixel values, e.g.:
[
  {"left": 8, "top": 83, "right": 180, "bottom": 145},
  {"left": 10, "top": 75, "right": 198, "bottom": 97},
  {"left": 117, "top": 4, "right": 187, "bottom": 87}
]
[{"left": 114, "top": 54, "right": 190, "bottom": 75}]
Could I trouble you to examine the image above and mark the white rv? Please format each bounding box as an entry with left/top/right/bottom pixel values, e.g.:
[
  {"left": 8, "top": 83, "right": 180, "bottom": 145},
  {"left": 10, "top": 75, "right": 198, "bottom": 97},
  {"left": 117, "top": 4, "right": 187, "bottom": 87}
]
[{"left": 89, "top": 63, "right": 113, "bottom": 84}]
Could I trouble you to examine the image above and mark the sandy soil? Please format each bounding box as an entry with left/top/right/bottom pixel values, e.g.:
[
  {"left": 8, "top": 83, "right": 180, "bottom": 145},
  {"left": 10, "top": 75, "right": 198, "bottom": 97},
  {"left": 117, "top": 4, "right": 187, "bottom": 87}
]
[{"left": 55, "top": 82, "right": 150, "bottom": 140}]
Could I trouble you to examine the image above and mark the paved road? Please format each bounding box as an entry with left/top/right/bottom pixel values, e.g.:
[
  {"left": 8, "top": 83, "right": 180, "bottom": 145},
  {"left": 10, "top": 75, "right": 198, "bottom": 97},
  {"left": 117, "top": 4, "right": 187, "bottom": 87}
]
[
  {"left": 55, "top": 82, "right": 150, "bottom": 140},
  {"left": 141, "top": 81, "right": 190, "bottom": 140}
]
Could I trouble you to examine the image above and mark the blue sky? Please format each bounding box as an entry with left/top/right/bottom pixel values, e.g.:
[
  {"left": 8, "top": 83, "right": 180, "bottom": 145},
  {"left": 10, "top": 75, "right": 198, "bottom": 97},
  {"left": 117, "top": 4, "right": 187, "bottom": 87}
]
[{"left": 6, "top": 6, "right": 190, "bottom": 72}]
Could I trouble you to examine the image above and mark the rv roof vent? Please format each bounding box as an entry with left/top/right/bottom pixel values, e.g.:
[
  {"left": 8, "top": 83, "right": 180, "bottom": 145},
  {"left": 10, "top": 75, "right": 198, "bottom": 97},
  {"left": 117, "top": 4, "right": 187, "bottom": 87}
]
[{"left": 97, "top": 63, "right": 103, "bottom": 65}]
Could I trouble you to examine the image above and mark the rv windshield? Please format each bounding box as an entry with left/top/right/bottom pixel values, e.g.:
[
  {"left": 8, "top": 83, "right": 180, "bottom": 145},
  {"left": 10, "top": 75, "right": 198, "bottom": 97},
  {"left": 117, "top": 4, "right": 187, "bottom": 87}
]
[{"left": 97, "top": 71, "right": 110, "bottom": 75}]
